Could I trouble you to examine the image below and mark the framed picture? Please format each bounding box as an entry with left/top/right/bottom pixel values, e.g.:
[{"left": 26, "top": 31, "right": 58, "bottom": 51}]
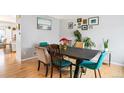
[
  {"left": 81, "top": 25, "right": 88, "bottom": 30},
  {"left": 78, "top": 22, "right": 81, "bottom": 26},
  {"left": 37, "top": 17, "right": 52, "bottom": 30},
  {"left": 73, "top": 24, "right": 76, "bottom": 26},
  {"left": 68, "top": 22, "right": 73, "bottom": 29},
  {"left": 77, "top": 18, "right": 82, "bottom": 22},
  {"left": 88, "top": 17, "right": 99, "bottom": 25},
  {"left": 78, "top": 25, "right": 81, "bottom": 28},
  {"left": 83, "top": 19, "right": 87, "bottom": 24},
  {"left": 89, "top": 25, "right": 93, "bottom": 29}
]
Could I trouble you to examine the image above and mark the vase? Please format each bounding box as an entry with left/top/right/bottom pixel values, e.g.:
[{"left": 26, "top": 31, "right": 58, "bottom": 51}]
[
  {"left": 63, "top": 45, "right": 67, "bottom": 51},
  {"left": 59, "top": 44, "right": 67, "bottom": 51},
  {"left": 75, "top": 41, "right": 83, "bottom": 48}
]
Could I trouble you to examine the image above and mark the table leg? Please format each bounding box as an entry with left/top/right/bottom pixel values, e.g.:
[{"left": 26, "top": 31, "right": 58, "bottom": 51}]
[
  {"left": 109, "top": 53, "right": 111, "bottom": 66},
  {"left": 74, "top": 59, "right": 82, "bottom": 78}
]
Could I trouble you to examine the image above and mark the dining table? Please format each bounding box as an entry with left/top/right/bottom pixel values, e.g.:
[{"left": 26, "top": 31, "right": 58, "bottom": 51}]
[{"left": 60, "top": 47, "right": 100, "bottom": 78}]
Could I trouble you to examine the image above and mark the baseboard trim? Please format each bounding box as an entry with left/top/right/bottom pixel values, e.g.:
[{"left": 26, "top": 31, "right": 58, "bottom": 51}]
[
  {"left": 21, "top": 56, "right": 37, "bottom": 61},
  {"left": 111, "top": 62, "right": 124, "bottom": 67},
  {"left": 92, "top": 57, "right": 124, "bottom": 67},
  {"left": 103, "top": 61, "right": 124, "bottom": 67}
]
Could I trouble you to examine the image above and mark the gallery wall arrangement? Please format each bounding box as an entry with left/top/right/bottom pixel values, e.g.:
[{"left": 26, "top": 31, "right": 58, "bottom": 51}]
[{"left": 68, "top": 16, "right": 99, "bottom": 31}]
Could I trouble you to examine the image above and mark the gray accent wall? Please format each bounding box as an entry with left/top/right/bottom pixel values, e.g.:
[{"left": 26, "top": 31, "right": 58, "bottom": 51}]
[{"left": 21, "top": 15, "right": 60, "bottom": 59}]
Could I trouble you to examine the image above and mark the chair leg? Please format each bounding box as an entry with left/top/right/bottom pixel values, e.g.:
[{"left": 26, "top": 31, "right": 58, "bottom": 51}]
[
  {"left": 80, "top": 68, "right": 83, "bottom": 78},
  {"left": 98, "top": 69, "right": 102, "bottom": 78},
  {"left": 84, "top": 68, "right": 87, "bottom": 75},
  {"left": 80, "top": 67, "right": 85, "bottom": 78},
  {"left": 70, "top": 65, "right": 72, "bottom": 78},
  {"left": 94, "top": 70, "right": 97, "bottom": 78},
  {"left": 51, "top": 64, "right": 53, "bottom": 78},
  {"left": 81, "top": 67, "right": 85, "bottom": 73},
  {"left": 80, "top": 71, "right": 83, "bottom": 78},
  {"left": 37, "top": 60, "right": 40, "bottom": 71},
  {"left": 45, "top": 65, "right": 49, "bottom": 77},
  {"left": 60, "top": 67, "right": 62, "bottom": 78}
]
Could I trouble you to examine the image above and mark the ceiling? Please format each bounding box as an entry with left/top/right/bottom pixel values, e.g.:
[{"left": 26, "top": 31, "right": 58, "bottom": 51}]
[
  {"left": 0, "top": 15, "right": 93, "bottom": 22},
  {"left": 49, "top": 15, "right": 91, "bottom": 19},
  {"left": 0, "top": 15, "right": 16, "bottom": 23}
]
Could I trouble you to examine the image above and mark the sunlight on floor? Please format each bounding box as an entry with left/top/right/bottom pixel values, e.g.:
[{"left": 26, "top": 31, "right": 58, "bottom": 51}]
[{"left": 0, "top": 49, "right": 5, "bottom": 66}]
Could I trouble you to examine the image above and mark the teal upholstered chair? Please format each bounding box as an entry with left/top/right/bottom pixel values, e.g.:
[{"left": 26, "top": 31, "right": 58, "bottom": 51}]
[
  {"left": 39, "top": 42, "right": 49, "bottom": 47},
  {"left": 79, "top": 51, "right": 107, "bottom": 78},
  {"left": 49, "top": 44, "right": 72, "bottom": 78}
]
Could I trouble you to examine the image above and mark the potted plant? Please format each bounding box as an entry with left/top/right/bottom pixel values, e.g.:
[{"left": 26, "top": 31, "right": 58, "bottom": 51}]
[
  {"left": 73, "top": 30, "right": 83, "bottom": 48},
  {"left": 83, "top": 37, "right": 96, "bottom": 49},
  {"left": 104, "top": 39, "right": 109, "bottom": 51},
  {"left": 74, "top": 30, "right": 82, "bottom": 42}
]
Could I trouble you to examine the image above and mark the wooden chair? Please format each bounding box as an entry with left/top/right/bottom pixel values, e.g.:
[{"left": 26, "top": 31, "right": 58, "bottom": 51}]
[
  {"left": 35, "top": 46, "right": 51, "bottom": 77},
  {"left": 49, "top": 44, "right": 72, "bottom": 78}
]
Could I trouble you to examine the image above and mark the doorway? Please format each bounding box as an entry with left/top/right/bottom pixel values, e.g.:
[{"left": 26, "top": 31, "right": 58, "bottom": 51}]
[{"left": 0, "top": 15, "right": 16, "bottom": 66}]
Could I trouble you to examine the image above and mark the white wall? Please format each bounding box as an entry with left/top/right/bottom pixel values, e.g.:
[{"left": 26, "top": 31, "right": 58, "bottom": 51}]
[
  {"left": 16, "top": 17, "right": 21, "bottom": 62},
  {"left": 60, "top": 15, "right": 124, "bottom": 65},
  {"left": 21, "top": 15, "right": 60, "bottom": 59}
]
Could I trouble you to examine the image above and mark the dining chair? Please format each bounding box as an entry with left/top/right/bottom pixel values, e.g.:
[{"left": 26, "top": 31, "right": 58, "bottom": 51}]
[
  {"left": 49, "top": 44, "right": 72, "bottom": 78},
  {"left": 35, "top": 46, "right": 51, "bottom": 77},
  {"left": 79, "top": 51, "right": 107, "bottom": 78}
]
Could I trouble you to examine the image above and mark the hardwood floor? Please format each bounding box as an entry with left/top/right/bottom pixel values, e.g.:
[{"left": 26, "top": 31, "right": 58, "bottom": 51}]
[{"left": 0, "top": 49, "right": 124, "bottom": 78}]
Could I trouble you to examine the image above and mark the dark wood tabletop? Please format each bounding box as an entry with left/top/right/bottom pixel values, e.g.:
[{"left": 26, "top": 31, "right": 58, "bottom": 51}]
[
  {"left": 60, "top": 47, "right": 100, "bottom": 60},
  {"left": 60, "top": 47, "right": 100, "bottom": 78}
]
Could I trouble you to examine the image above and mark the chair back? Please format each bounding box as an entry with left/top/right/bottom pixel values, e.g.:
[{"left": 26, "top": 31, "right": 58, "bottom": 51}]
[
  {"left": 96, "top": 51, "right": 107, "bottom": 69},
  {"left": 35, "top": 46, "right": 51, "bottom": 64},
  {"left": 49, "top": 44, "right": 60, "bottom": 54},
  {"left": 49, "top": 44, "right": 63, "bottom": 62}
]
